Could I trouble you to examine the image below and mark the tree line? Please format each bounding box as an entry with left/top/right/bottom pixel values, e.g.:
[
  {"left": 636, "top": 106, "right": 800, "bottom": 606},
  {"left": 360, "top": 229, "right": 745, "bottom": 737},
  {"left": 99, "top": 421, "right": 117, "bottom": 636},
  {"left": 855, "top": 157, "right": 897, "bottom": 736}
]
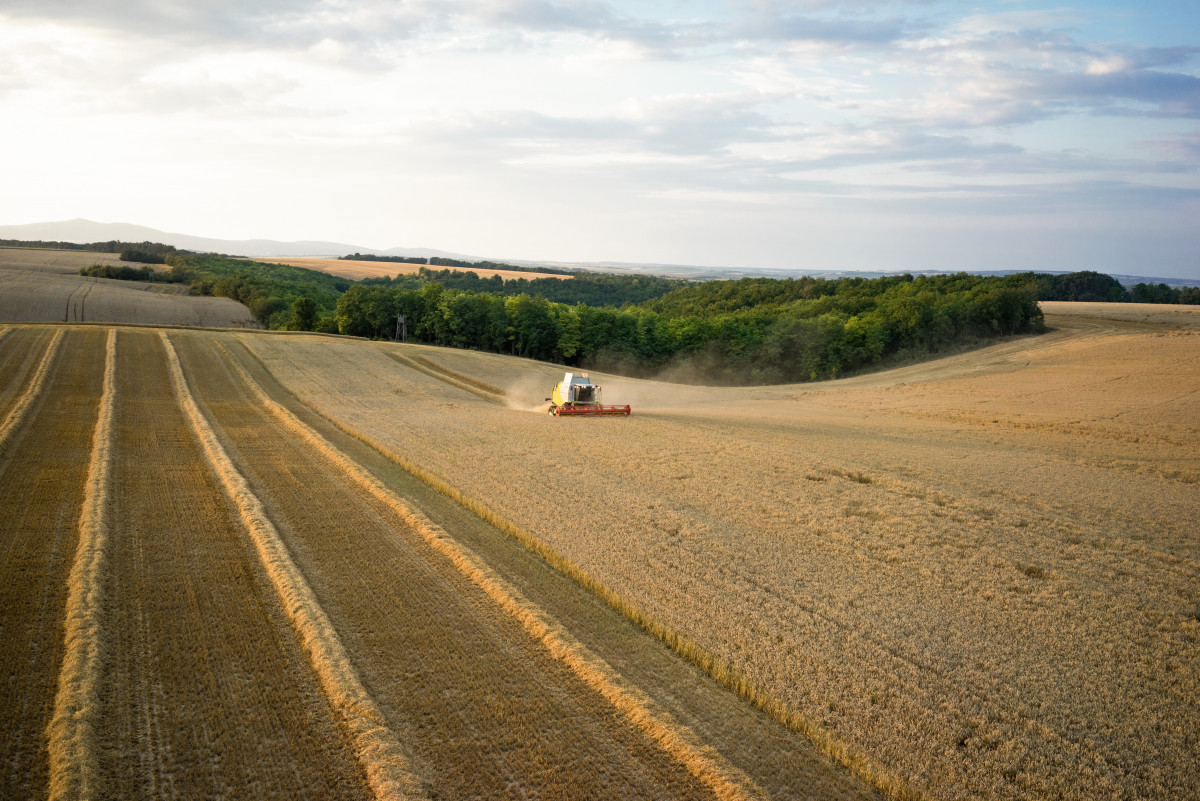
[
  {"left": 1025, "top": 270, "right": 1200, "bottom": 304},
  {"left": 333, "top": 273, "right": 1045, "bottom": 384},
  {"left": 360, "top": 267, "right": 684, "bottom": 307}
]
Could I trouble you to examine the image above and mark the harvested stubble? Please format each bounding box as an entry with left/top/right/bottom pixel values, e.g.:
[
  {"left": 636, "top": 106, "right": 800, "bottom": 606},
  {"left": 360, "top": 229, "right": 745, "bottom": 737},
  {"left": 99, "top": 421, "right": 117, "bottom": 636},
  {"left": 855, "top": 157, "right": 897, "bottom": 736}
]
[
  {"left": 173, "top": 331, "right": 728, "bottom": 800},
  {"left": 218, "top": 341, "right": 763, "bottom": 801},
  {"left": 0, "top": 249, "right": 256, "bottom": 327},
  {"left": 0, "top": 327, "right": 105, "bottom": 800},
  {"left": 0, "top": 327, "right": 57, "bottom": 423},
  {"left": 70, "top": 328, "right": 367, "bottom": 801},
  {"left": 244, "top": 304, "right": 1200, "bottom": 801},
  {"left": 0, "top": 248, "right": 129, "bottom": 275},
  {"left": 161, "top": 331, "right": 423, "bottom": 801},
  {"left": 0, "top": 328, "right": 65, "bottom": 450}
]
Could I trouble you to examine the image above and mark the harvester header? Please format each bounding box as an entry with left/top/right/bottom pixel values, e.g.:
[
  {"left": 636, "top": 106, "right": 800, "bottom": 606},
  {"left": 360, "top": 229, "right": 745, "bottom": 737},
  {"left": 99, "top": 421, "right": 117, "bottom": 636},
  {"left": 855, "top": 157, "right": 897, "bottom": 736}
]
[{"left": 546, "top": 372, "right": 631, "bottom": 417}]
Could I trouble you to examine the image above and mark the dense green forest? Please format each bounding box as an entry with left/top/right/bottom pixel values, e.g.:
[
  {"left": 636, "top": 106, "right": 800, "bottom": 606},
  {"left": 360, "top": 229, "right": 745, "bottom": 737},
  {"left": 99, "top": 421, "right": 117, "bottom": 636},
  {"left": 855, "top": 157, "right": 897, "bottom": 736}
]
[
  {"left": 160, "top": 254, "right": 351, "bottom": 327},
  {"left": 360, "top": 267, "right": 684, "bottom": 307},
  {"left": 334, "top": 272, "right": 1045, "bottom": 383},
  {"left": 1023, "top": 270, "right": 1200, "bottom": 304}
]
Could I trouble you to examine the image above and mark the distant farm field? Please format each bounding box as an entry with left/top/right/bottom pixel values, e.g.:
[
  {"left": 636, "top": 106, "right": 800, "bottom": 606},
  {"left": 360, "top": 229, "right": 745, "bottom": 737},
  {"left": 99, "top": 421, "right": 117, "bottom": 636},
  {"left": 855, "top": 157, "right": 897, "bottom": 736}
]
[
  {"left": 252, "top": 256, "right": 573, "bottom": 282},
  {"left": 0, "top": 248, "right": 257, "bottom": 327},
  {"left": 1, "top": 301, "right": 1196, "bottom": 800}
]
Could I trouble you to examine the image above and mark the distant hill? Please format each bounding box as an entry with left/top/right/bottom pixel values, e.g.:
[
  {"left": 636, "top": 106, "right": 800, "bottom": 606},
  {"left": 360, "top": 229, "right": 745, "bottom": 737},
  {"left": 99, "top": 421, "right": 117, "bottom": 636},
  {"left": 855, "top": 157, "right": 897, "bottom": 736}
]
[{"left": 0, "top": 219, "right": 475, "bottom": 262}]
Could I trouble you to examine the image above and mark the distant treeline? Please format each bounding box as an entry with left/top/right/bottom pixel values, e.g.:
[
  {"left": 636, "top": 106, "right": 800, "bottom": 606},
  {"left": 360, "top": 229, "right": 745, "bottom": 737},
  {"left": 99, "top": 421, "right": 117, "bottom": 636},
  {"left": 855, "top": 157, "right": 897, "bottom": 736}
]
[
  {"left": 334, "top": 273, "right": 1045, "bottom": 384},
  {"left": 1024, "top": 270, "right": 1200, "bottom": 304},
  {"left": 4, "top": 238, "right": 190, "bottom": 263},
  {"left": 340, "top": 253, "right": 428, "bottom": 264},
  {"left": 79, "top": 264, "right": 158, "bottom": 282},
  {"left": 360, "top": 267, "right": 684, "bottom": 307},
  {"left": 341, "top": 252, "right": 573, "bottom": 275}
]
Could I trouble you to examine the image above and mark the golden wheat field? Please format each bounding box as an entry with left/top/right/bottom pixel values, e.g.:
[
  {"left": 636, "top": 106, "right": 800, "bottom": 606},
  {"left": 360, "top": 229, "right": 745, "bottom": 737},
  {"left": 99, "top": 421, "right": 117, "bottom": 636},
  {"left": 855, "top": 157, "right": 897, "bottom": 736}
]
[
  {"left": 0, "top": 323, "right": 873, "bottom": 801},
  {"left": 238, "top": 302, "right": 1200, "bottom": 801},
  {"left": 1, "top": 301, "right": 1195, "bottom": 801},
  {"left": 252, "top": 256, "right": 573, "bottom": 282},
  {"left": 0, "top": 248, "right": 257, "bottom": 327}
]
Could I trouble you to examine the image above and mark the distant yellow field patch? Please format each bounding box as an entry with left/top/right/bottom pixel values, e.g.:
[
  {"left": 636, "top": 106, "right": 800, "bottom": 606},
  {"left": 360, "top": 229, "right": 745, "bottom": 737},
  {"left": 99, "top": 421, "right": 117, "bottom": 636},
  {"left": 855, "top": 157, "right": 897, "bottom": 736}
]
[{"left": 252, "top": 256, "right": 573, "bottom": 282}]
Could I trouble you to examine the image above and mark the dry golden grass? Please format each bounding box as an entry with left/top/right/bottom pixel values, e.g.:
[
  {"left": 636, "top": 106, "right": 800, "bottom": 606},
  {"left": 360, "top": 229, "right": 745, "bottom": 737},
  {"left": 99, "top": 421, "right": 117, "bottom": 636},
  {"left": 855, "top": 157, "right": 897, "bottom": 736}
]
[
  {"left": 252, "top": 256, "right": 573, "bottom": 282},
  {"left": 0, "top": 248, "right": 255, "bottom": 326},
  {"left": 161, "top": 331, "right": 427, "bottom": 801},
  {"left": 242, "top": 302, "right": 1200, "bottom": 801}
]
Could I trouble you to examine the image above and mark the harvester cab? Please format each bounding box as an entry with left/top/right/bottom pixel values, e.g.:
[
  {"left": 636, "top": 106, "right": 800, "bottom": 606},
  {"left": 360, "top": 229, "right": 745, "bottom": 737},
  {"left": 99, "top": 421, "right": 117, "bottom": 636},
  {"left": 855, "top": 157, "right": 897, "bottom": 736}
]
[{"left": 546, "top": 372, "right": 631, "bottom": 417}]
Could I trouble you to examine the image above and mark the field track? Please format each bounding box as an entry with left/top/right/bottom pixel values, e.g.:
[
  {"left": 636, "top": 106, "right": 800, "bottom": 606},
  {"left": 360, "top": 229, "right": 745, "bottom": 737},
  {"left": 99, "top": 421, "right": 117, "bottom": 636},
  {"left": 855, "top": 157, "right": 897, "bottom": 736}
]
[
  {"left": 172, "top": 332, "right": 737, "bottom": 800},
  {"left": 94, "top": 329, "right": 368, "bottom": 801},
  {"left": 0, "top": 328, "right": 104, "bottom": 800}
]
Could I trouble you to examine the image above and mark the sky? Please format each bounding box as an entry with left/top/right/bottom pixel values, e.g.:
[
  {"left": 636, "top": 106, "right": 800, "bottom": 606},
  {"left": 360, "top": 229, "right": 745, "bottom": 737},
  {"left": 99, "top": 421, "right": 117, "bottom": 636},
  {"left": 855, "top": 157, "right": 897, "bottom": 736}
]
[{"left": 1, "top": 1, "right": 1198, "bottom": 278}]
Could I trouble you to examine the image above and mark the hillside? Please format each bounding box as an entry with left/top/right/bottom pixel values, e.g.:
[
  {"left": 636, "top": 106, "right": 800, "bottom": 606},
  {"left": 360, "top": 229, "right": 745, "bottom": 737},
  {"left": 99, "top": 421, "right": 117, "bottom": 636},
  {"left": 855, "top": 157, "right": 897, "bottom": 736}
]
[{"left": 0, "top": 248, "right": 257, "bottom": 328}]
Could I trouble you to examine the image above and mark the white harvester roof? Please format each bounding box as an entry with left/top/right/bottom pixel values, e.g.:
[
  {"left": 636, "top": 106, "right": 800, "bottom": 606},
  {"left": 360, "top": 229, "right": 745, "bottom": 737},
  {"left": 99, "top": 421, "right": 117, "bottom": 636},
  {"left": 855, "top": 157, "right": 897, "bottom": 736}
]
[{"left": 562, "top": 372, "right": 594, "bottom": 387}]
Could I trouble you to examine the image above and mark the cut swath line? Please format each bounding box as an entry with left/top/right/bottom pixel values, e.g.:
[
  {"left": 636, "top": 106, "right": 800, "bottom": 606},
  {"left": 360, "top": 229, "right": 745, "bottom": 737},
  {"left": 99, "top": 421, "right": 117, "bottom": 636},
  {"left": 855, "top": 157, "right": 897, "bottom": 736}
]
[
  {"left": 384, "top": 350, "right": 505, "bottom": 404},
  {"left": 160, "top": 332, "right": 427, "bottom": 801},
  {"left": 219, "top": 342, "right": 765, "bottom": 801},
  {"left": 0, "top": 328, "right": 65, "bottom": 453},
  {"left": 48, "top": 328, "right": 117, "bottom": 801}
]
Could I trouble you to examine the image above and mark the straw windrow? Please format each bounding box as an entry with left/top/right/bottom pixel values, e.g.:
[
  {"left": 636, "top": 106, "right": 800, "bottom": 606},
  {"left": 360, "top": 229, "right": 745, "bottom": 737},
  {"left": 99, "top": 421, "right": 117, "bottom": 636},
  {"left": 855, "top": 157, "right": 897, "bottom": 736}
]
[
  {"left": 0, "top": 328, "right": 65, "bottom": 451},
  {"left": 47, "top": 328, "right": 117, "bottom": 801}
]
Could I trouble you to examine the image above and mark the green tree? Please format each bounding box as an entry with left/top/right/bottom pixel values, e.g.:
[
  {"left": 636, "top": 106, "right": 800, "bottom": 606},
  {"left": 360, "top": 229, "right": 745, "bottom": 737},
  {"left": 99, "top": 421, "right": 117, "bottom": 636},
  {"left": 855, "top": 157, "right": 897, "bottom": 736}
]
[{"left": 291, "top": 296, "right": 318, "bottom": 331}]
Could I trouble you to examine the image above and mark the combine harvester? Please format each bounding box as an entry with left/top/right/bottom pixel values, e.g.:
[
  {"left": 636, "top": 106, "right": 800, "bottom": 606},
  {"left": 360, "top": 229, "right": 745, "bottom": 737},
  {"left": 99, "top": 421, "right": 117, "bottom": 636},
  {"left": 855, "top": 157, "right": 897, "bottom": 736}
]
[{"left": 546, "top": 372, "right": 631, "bottom": 417}]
